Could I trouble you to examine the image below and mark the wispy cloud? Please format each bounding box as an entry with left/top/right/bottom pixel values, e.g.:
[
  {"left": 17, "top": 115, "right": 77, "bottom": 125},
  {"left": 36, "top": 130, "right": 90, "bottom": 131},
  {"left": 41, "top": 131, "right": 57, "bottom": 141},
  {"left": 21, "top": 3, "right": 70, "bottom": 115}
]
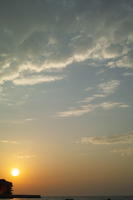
[
  {"left": 0, "top": 86, "right": 3, "bottom": 93},
  {"left": 0, "top": 86, "right": 8, "bottom": 103},
  {"left": 0, "top": 118, "right": 37, "bottom": 125},
  {"left": 57, "top": 101, "right": 128, "bottom": 117},
  {"left": 0, "top": 140, "right": 19, "bottom": 144},
  {"left": 80, "top": 96, "right": 96, "bottom": 103},
  {"left": 81, "top": 80, "right": 120, "bottom": 103},
  {"left": 57, "top": 80, "right": 129, "bottom": 117},
  {"left": 16, "top": 154, "right": 36, "bottom": 159},
  {"left": 99, "top": 102, "right": 129, "bottom": 110},
  {"left": 98, "top": 80, "right": 120, "bottom": 95},
  {"left": 13, "top": 75, "right": 64, "bottom": 85},
  {"left": 24, "top": 118, "right": 36, "bottom": 122},
  {"left": 80, "top": 132, "right": 133, "bottom": 145},
  {"left": 85, "top": 87, "right": 93, "bottom": 92},
  {"left": 111, "top": 147, "right": 133, "bottom": 157},
  {"left": 57, "top": 104, "right": 96, "bottom": 117},
  {"left": 123, "top": 72, "right": 133, "bottom": 76}
]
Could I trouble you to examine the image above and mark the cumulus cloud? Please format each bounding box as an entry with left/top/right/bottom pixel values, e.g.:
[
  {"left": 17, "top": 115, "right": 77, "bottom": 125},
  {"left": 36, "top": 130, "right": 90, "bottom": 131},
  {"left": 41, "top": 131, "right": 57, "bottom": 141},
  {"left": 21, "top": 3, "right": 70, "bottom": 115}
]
[
  {"left": 0, "top": 0, "right": 133, "bottom": 85},
  {"left": 80, "top": 132, "right": 133, "bottom": 145}
]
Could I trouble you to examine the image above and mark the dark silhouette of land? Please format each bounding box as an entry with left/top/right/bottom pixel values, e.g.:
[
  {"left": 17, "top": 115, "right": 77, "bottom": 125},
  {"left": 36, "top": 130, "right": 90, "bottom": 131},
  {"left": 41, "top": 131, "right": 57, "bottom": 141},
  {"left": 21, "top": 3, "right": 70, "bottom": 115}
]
[
  {"left": 0, "top": 179, "right": 41, "bottom": 198},
  {"left": 0, "top": 179, "right": 13, "bottom": 196}
]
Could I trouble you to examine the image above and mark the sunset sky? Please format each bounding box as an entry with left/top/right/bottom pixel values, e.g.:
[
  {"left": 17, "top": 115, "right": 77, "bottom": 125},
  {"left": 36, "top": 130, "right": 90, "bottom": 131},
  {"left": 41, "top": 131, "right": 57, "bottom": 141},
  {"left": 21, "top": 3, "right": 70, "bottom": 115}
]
[{"left": 0, "top": 0, "right": 133, "bottom": 196}]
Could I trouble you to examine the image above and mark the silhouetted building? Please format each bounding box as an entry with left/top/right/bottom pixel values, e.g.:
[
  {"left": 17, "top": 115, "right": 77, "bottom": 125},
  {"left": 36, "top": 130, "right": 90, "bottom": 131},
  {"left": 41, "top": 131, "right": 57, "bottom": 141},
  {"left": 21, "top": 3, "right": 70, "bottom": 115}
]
[{"left": 0, "top": 179, "right": 13, "bottom": 196}]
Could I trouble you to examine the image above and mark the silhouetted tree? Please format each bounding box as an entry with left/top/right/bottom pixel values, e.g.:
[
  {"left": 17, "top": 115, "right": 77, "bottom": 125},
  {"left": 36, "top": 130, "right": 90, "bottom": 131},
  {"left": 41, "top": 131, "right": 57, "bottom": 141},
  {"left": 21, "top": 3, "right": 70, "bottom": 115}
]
[{"left": 0, "top": 179, "right": 13, "bottom": 196}]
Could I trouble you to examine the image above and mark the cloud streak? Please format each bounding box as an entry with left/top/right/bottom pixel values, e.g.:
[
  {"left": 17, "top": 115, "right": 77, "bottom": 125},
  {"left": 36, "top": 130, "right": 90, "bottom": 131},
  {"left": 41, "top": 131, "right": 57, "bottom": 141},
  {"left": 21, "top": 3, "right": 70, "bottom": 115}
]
[
  {"left": 80, "top": 132, "right": 133, "bottom": 145},
  {"left": 57, "top": 80, "right": 129, "bottom": 117},
  {"left": 57, "top": 101, "right": 129, "bottom": 117},
  {"left": 57, "top": 104, "right": 96, "bottom": 117},
  {"left": 12, "top": 75, "right": 64, "bottom": 85},
  {"left": 0, "top": 140, "right": 19, "bottom": 144},
  {"left": 16, "top": 154, "right": 36, "bottom": 159},
  {"left": 112, "top": 147, "right": 133, "bottom": 157}
]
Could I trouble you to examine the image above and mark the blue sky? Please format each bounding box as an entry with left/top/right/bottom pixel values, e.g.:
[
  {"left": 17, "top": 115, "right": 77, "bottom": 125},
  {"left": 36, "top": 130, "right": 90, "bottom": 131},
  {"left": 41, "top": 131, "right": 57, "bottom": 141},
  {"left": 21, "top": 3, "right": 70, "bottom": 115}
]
[{"left": 0, "top": 0, "right": 133, "bottom": 195}]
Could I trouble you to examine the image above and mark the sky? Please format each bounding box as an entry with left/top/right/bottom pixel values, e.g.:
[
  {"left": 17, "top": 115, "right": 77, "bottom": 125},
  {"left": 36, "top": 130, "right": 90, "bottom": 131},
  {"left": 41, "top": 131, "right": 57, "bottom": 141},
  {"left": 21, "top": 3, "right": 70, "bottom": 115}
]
[{"left": 0, "top": 0, "right": 133, "bottom": 196}]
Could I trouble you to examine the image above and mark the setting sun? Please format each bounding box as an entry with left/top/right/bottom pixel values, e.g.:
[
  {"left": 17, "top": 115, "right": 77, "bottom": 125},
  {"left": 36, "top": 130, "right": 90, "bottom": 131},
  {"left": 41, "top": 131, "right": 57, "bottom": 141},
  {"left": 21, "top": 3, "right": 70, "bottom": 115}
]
[{"left": 11, "top": 168, "right": 20, "bottom": 177}]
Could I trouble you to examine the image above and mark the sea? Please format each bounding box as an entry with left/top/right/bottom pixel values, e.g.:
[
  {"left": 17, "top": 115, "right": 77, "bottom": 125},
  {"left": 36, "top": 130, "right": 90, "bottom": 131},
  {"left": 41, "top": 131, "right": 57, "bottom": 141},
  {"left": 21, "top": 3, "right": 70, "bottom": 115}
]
[
  {"left": 42, "top": 196, "right": 133, "bottom": 200},
  {"left": 5, "top": 196, "right": 133, "bottom": 200}
]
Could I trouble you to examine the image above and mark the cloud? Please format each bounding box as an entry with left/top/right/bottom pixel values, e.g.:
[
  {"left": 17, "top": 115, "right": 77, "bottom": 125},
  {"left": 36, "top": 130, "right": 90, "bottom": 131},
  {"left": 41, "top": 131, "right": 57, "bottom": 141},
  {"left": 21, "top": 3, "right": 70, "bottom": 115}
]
[
  {"left": 0, "top": 140, "right": 19, "bottom": 144},
  {"left": 113, "top": 49, "right": 133, "bottom": 68},
  {"left": 24, "top": 118, "right": 36, "bottom": 122},
  {"left": 12, "top": 75, "right": 64, "bottom": 85},
  {"left": 0, "top": 86, "right": 5, "bottom": 102},
  {"left": 123, "top": 72, "right": 133, "bottom": 76},
  {"left": 16, "top": 154, "right": 36, "bottom": 159},
  {"left": 57, "top": 80, "right": 129, "bottom": 117},
  {"left": 57, "top": 104, "right": 96, "bottom": 117},
  {"left": 0, "top": 118, "right": 37, "bottom": 124},
  {"left": 98, "top": 80, "right": 120, "bottom": 95},
  {"left": 80, "top": 132, "right": 133, "bottom": 145},
  {"left": 81, "top": 96, "right": 96, "bottom": 103},
  {"left": 112, "top": 147, "right": 133, "bottom": 157},
  {"left": 102, "top": 43, "right": 124, "bottom": 59},
  {"left": 0, "top": 0, "right": 133, "bottom": 85},
  {"left": 57, "top": 101, "right": 129, "bottom": 117},
  {"left": 0, "top": 86, "right": 3, "bottom": 93},
  {"left": 99, "top": 102, "right": 129, "bottom": 110},
  {"left": 85, "top": 87, "right": 93, "bottom": 92},
  {"left": 81, "top": 80, "right": 120, "bottom": 103}
]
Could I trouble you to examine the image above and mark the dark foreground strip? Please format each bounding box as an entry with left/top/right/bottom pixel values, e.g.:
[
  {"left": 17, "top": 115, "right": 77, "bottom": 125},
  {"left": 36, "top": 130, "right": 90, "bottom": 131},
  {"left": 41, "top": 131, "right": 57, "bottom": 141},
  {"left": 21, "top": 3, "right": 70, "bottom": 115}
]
[{"left": 0, "top": 194, "right": 41, "bottom": 198}]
